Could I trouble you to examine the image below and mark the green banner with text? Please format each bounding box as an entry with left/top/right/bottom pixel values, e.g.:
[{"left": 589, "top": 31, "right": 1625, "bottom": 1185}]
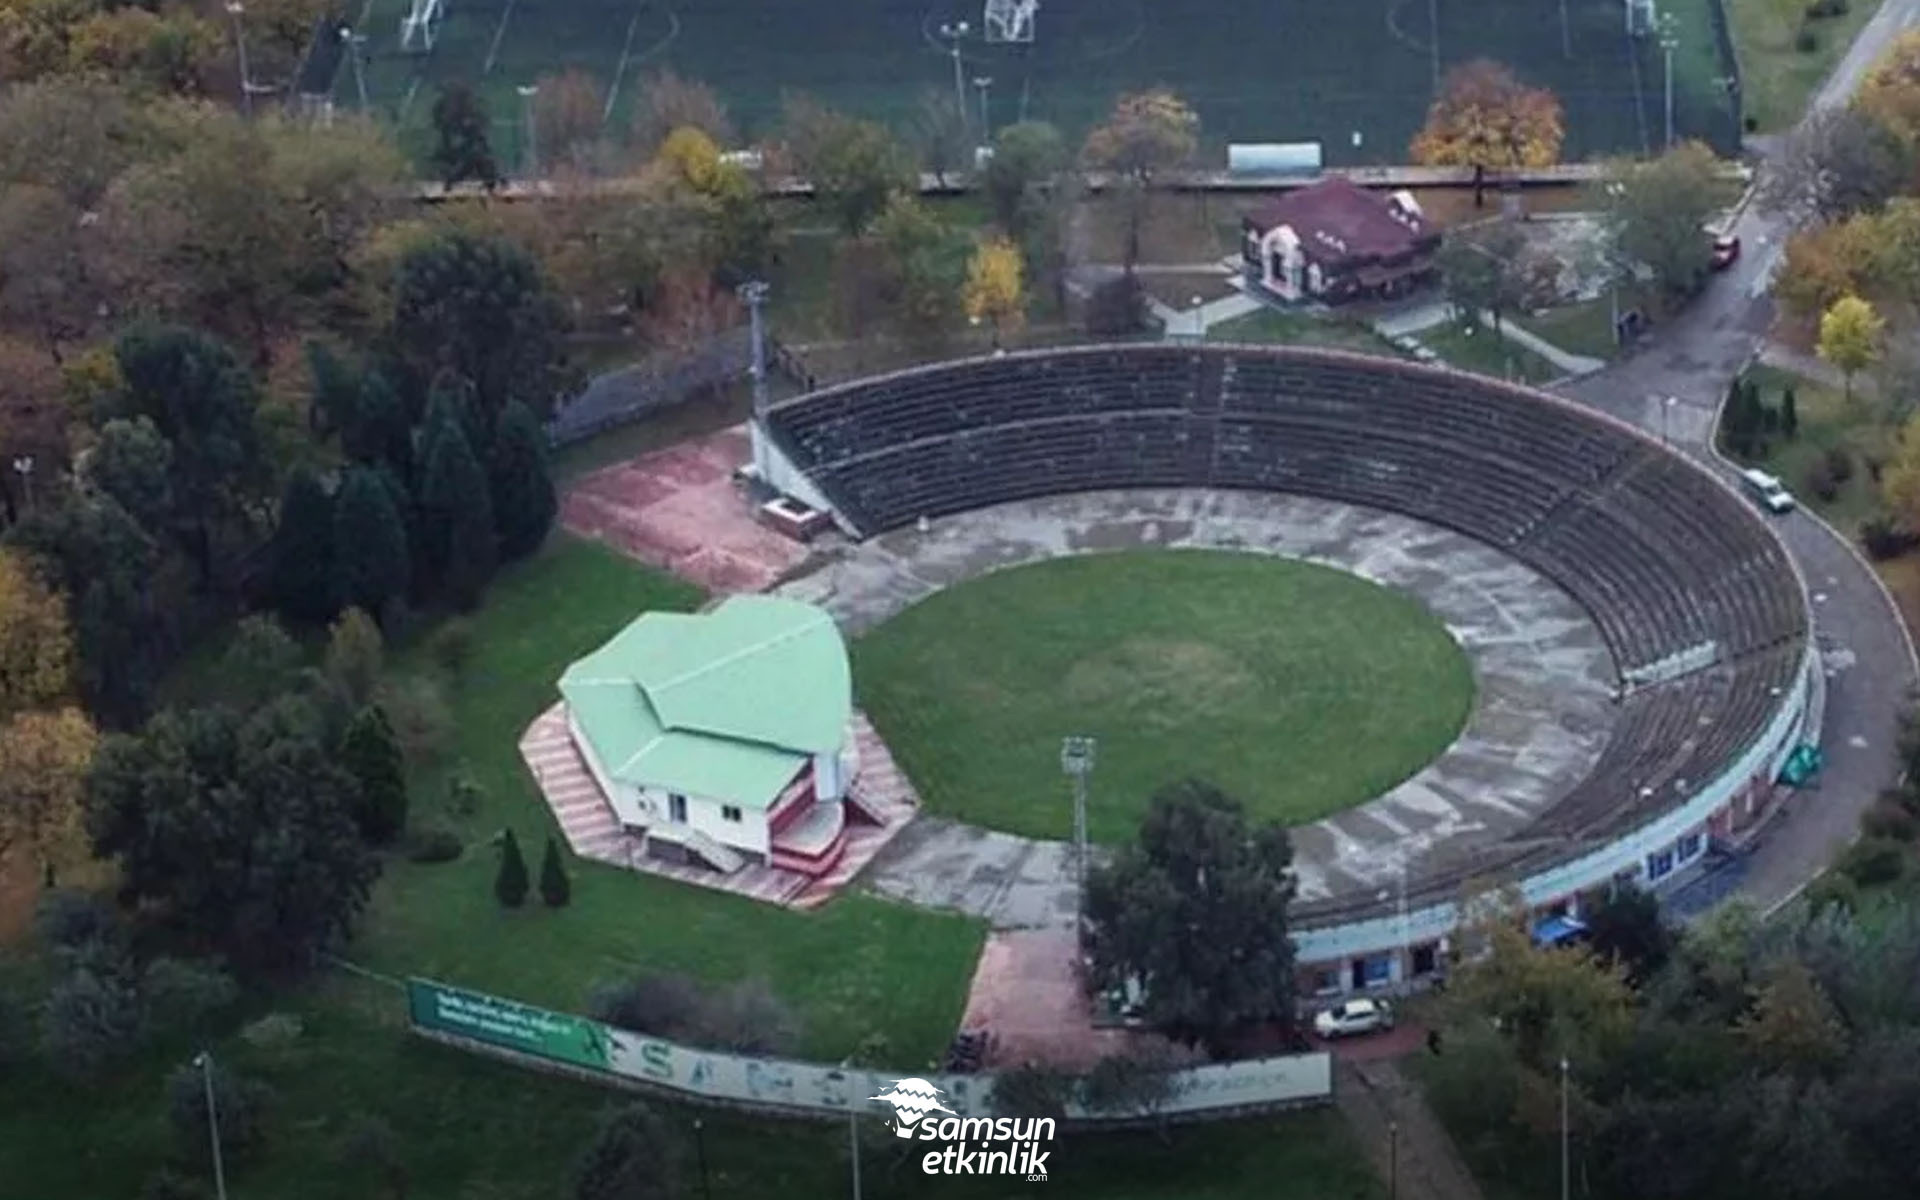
[{"left": 408, "top": 978, "right": 613, "bottom": 1073}]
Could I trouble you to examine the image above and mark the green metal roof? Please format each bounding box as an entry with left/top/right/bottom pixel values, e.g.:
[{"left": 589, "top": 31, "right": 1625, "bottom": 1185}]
[{"left": 558, "top": 596, "right": 851, "bottom": 810}]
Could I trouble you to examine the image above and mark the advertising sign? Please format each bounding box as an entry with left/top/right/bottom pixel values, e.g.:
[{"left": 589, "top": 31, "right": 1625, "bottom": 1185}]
[{"left": 408, "top": 978, "right": 614, "bottom": 1072}]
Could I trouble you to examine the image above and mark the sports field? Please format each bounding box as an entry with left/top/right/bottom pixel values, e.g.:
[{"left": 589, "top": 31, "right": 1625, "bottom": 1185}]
[
  {"left": 851, "top": 550, "right": 1476, "bottom": 843},
  {"left": 345, "top": 0, "right": 1740, "bottom": 168}
]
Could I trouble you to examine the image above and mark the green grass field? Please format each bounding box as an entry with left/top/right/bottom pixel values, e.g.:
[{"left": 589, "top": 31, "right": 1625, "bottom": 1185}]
[
  {"left": 0, "top": 966, "right": 1381, "bottom": 1199},
  {"left": 1418, "top": 321, "right": 1562, "bottom": 384},
  {"left": 1206, "top": 307, "right": 1409, "bottom": 357},
  {"left": 851, "top": 550, "right": 1475, "bottom": 843},
  {"left": 344, "top": 0, "right": 1738, "bottom": 167}
]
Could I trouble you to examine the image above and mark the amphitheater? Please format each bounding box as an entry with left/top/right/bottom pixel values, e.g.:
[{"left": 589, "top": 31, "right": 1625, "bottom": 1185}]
[{"left": 754, "top": 343, "right": 1818, "bottom": 991}]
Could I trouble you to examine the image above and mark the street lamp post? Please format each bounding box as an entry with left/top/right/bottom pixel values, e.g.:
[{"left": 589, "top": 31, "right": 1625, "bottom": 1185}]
[
  {"left": 835, "top": 1057, "right": 864, "bottom": 1200},
  {"left": 194, "top": 1052, "right": 229, "bottom": 1200},
  {"left": 1190, "top": 295, "right": 1206, "bottom": 342},
  {"left": 1060, "top": 736, "right": 1096, "bottom": 948},
  {"left": 938, "top": 21, "right": 971, "bottom": 136},
  {"left": 1662, "top": 395, "right": 1678, "bottom": 446},
  {"left": 693, "top": 1117, "right": 712, "bottom": 1200},
  {"left": 1389, "top": 1118, "right": 1399, "bottom": 1200},
  {"left": 341, "top": 27, "right": 370, "bottom": 113},
  {"left": 1659, "top": 18, "right": 1680, "bottom": 148},
  {"left": 1560, "top": 1057, "right": 1571, "bottom": 1200},
  {"left": 11, "top": 456, "right": 33, "bottom": 514},
  {"left": 224, "top": 3, "right": 253, "bottom": 117},
  {"left": 972, "top": 75, "right": 993, "bottom": 143},
  {"left": 517, "top": 84, "right": 540, "bottom": 178}
]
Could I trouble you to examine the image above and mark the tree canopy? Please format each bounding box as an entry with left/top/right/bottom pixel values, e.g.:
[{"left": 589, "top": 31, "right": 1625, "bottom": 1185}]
[
  {"left": 1818, "top": 294, "right": 1887, "bottom": 396},
  {"left": 1083, "top": 779, "right": 1298, "bottom": 1053},
  {"left": 1411, "top": 59, "right": 1564, "bottom": 202},
  {"left": 1597, "top": 141, "right": 1724, "bottom": 303}
]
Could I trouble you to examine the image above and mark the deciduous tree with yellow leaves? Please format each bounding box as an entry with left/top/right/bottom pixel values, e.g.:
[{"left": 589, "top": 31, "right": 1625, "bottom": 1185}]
[
  {"left": 1081, "top": 89, "right": 1199, "bottom": 275},
  {"left": 0, "top": 547, "right": 73, "bottom": 718},
  {"left": 0, "top": 705, "right": 97, "bottom": 885},
  {"left": 1859, "top": 30, "right": 1920, "bottom": 145},
  {"left": 963, "top": 237, "right": 1025, "bottom": 348},
  {"left": 1411, "top": 60, "right": 1564, "bottom": 207},
  {"left": 1818, "top": 293, "right": 1886, "bottom": 400}
]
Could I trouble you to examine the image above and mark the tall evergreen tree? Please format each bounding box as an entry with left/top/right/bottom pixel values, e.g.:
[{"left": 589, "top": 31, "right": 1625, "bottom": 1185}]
[
  {"left": 1783, "top": 385, "right": 1800, "bottom": 439},
  {"left": 539, "top": 836, "right": 571, "bottom": 908},
  {"left": 430, "top": 82, "right": 500, "bottom": 190},
  {"left": 490, "top": 401, "right": 558, "bottom": 561},
  {"left": 332, "top": 467, "right": 410, "bottom": 621},
  {"left": 417, "top": 409, "right": 496, "bottom": 610},
  {"left": 306, "top": 341, "right": 361, "bottom": 440},
  {"left": 347, "top": 372, "right": 415, "bottom": 480},
  {"left": 340, "top": 705, "right": 407, "bottom": 844},
  {"left": 494, "top": 829, "right": 528, "bottom": 907},
  {"left": 268, "top": 469, "right": 337, "bottom": 625}
]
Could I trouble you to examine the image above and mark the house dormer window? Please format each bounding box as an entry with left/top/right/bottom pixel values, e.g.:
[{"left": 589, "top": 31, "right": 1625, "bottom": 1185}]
[{"left": 722, "top": 805, "right": 743, "bottom": 822}]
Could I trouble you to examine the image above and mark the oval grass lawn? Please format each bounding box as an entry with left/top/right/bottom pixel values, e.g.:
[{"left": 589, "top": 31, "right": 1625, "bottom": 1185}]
[{"left": 852, "top": 549, "right": 1475, "bottom": 842}]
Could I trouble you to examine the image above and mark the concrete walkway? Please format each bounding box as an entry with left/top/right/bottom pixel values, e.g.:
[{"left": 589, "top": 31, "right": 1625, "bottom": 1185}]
[
  {"left": 1335, "top": 1058, "right": 1485, "bottom": 1200},
  {"left": 1147, "top": 290, "right": 1264, "bottom": 337}
]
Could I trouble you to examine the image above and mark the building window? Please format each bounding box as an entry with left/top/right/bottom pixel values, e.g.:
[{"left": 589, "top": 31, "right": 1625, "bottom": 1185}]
[
  {"left": 1677, "top": 831, "right": 1703, "bottom": 863},
  {"left": 1647, "top": 848, "right": 1676, "bottom": 881},
  {"left": 1410, "top": 943, "right": 1438, "bottom": 977},
  {"left": 1312, "top": 968, "right": 1341, "bottom": 995},
  {"left": 668, "top": 793, "right": 687, "bottom": 823},
  {"left": 721, "top": 805, "right": 742, "bottom": 823}
]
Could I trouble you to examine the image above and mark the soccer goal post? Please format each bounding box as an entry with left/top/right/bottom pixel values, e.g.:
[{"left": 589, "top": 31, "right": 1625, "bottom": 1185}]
[{"left": 983, "top": 0, "right": 1037, "bottom": 43}]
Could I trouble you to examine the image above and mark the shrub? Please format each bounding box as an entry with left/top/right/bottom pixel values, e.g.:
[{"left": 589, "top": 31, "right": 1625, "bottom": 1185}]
[
  {"left": 587, "top": 971, "right": 704, "bottom": 1039},
  {"left": 1805, "top": 457, "right": 1839, "bottom": 501},
  {"left": 41, "top": 950, "right": 146, "bottom": 1077},
  {"left": 696, "top": 978, "right": 800, "bottom": 1055},
  {"left": 34, "top": 888, "right": 121, "bottom": 954},
  {"left": 340, "top": 1114, "right": 408, "bottom": 1197},
  {"left": 1803, "top": 870, "right": 1861, "bottom": 915},
  {"left": 239, "top": 1012, "right": 304, "bottom": 1049},
  {"left": 1796, "top": 26, "right": 1821, "bottom": 52},
  {"left": 142, "top": 958, "right": 239, "bottom": 1035},
  {"left": 573, "top": 1101, "right": 683, "bottom": 1200},
  {"left": 374, "top": 675, "right": 452, "bottom": 767},
  {"left": 992, "top": 1062, "right": 1078, "bottom": 1120},
  {"left": 1861, "top": 797, "right": 1920, "bottom": 842},
  {"left": 539, "top": 836, "right": 572, "bottom": 907},
  {"left": 1860, "top": 513, "right": 1920, "bottom": 560},
  {"left": 1825, "top": 444, "right": 1855, "bottom": 484},
  {"left": 1081, "top": 1046, "right": 1184, "bottom": 1123},
  {"left": 1836, "top": 836, "right": 1909, "bottom": 888},
  {"left": 139, "top": 1169, "right": 210, "bottom": 1200},
  {"left": 427, "top": 617, "right": 476, "bottom": 678},
  {"left": 406, "top": 823, "right": 465, "bottom": 863},
  {"left": 167, "top": 1059, "right": 273, "bottom": 1162},
  {"left": 445, "top": 772, "right": 484, "bottom": 817},
  {"left": 494, "top": 829, "right": 529, "bottom": 907},
  {"left": 1085, "top": 275, "right": 1147, "bottom": 336},
  {"left": 325, "top": 607, "right": 385, "bottom": 705}
]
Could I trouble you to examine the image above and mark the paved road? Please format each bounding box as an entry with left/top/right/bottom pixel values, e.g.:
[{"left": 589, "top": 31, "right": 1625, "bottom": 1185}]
[{"left": 1560, "top": 0, "right": 1920, "bottom": 910}]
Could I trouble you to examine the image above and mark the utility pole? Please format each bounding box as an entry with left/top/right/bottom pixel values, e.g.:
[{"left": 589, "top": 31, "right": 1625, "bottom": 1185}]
[
  {"left": 938, "top": 21, "right": 971, "bottom": 137},
  {"left": 740, "top": 279, "right": 771, "bottom": 481},
  {"left": 972, "top": 75, "right": 993, "bottom": 143},
  {"left": 1659, "top": 16, "right": 1680, "bottom": 149},
  {"left": 224, "top": 2, "right": 253, "bottom": 117},
  {"left": 1061, "top": 736, "right": 1096, "bottom": 949},
  {"left": 1560, "top": 1057, "right": 1571, "bottom": 1200},
  {"left": 341, "top": 26, "right": 370, "bottom": 113},
  {"left": 517, "top": 84, "right": 539, "bottom": 178},
  {"left": 195, "top": 1052, "right": 229, "bottom": 1200}
]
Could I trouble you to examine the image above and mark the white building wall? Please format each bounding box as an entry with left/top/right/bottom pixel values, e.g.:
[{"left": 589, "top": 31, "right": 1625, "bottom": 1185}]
[
  {"left": 1293, "top": 650, "right": 1815, "bottom": 971},
  {"left": 753, "top": 424, "right": 848, "bottom": 530}
]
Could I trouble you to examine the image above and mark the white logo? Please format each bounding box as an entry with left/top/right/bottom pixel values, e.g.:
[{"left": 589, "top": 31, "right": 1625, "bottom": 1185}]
[
  {"left": 867, "top": 1077, "right": 1056, "bottom": 1178},
  {"left": 868, "top": 1078, "right": 958, "bottom": 1138}
]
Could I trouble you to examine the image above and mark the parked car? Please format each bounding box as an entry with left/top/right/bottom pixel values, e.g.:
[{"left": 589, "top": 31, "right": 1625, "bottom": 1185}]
[
  {"left": 1314, "top": 997, "right": 1394, "bottom": 1038},
  {"left": 1709, "top": 232, "right": 1741, "bottom": 271},
  {"left": 1738, "top": 467, "right": 1796, "bottom": 514}
]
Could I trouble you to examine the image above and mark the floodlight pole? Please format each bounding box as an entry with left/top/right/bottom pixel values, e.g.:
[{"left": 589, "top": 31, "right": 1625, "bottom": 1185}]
[
  {"left": 1560, "top": 1057, "right": 1571, "bottom": 1200},
  {"left": 972, "top": 75, "right": 993, "bottom": 142},
  {"left": 1427, "top": 0, "right": 1441, "bottom": 95},
  {"left": 225, "top": 2, "right": 253, "bottom": 118},
  {"left": 939, "top": 21, "right": 971, "bottom": 137},
  {"left": 1559, "top": 0, "right": 1571, "bottom": 58},
  {"left": 741, "top": 280, "right": 772, "bottom": 482},
  {"left": 1061, "top": 736, "right": 1095, "bottom": 948},
  {"left": 342, "top": 27, "right": 370, "bottom": 113},
  {"left": 838, "top": 1057, "right": 863, "bottom": 1200},
  {"left": 1659, "top": 18, "right": 1680, "bottom": 149},
  {"left": 11, "top": 455, "right": 32, "bottom": 514},
  {"left": 517, "top": 84, "right": 540, "bottom": 179},
  {"left": 195, "top": 1052, "right": 229, "bottom": 1200}
]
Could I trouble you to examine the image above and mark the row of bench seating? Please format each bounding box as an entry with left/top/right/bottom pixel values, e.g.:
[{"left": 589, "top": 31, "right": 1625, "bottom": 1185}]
[{"left": 764, "top": 345, "right": 1812, "bottom": 917}]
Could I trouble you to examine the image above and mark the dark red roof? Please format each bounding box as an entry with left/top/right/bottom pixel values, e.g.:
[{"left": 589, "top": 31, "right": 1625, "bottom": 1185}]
[{"left": 1244, "top": 177, "right": 1434, "bottom": 268}]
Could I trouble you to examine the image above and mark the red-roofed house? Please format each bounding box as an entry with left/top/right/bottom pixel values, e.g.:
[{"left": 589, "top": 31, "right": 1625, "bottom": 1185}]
[{"left": 1241, "top": 177, "right": 1440, "bottom": 304}]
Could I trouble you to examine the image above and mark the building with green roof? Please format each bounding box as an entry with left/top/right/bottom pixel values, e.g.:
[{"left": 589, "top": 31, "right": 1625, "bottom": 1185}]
[{"left": 559, "top": 595, "right": 861, "bottom": 875}]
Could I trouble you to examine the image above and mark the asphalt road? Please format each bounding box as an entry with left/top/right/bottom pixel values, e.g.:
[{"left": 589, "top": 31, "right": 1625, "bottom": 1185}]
[{"left": 1560, "top": 0, "right": 1920, "bottom": 910}]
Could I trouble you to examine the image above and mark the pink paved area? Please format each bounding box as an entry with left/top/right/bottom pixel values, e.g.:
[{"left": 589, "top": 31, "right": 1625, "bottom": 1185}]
[
  {"left": 958, "top": 927, "right": 1173, "bottom": 1071},
  {"left": 518, "top": 704, "right": 919, "bottom": 910},
  {"left": 560, "top": 426, "right": 811, "bottom": 594}
]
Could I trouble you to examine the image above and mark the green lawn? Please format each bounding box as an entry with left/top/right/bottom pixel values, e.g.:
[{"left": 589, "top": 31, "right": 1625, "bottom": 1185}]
[
  {"left": 0, "top": 971, "right": 1381, "bottom": 1200},
  {"left": 1721, "top": 365, "right": 1889, "bottom": 535},
  {"left": 851, "top": 550, "right": 1475, "bottom": 843},
  {"left": 1727, "top": 0, "right": 1886, "bottom": 131},
  {"left": 1417, "top": 322, "right": 1562, "bottom": 385},
  {"left": 1517, "top": 297, "right": 1624, "bottom": 364},
  {"left": 1207, "top": 307, "right": 1408, "bottom": 357},
  {"left": 338, "top": 536, "right": 985, "bottom": 1065}
]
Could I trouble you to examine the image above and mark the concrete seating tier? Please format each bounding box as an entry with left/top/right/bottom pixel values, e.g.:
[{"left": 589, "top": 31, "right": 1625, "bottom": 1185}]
[{"left": 766, "top": 345, "right": 1811, "bottom": 917}]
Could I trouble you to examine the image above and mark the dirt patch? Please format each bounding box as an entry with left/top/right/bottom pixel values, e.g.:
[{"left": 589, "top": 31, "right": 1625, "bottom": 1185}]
[
  {"left": 1063, "top": 637, "right": 1258, "bottom": 723},
  {"left": 958, "top": 926, "right": 1177, "bottom": 1071}
]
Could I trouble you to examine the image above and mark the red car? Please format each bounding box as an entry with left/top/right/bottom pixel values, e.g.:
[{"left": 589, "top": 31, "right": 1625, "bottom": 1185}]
[{"left": 1710, "top": 232, "right": 1741, "bottom": 271}]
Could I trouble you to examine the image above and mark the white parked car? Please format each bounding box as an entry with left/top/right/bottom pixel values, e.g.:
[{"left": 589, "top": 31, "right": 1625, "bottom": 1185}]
[
  {"left": 1313, "top": 998, "right": 1394, "bottom": 1039},
  {"left": 1738, "top": 468, "right": 1796, "bottom": 515}
]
